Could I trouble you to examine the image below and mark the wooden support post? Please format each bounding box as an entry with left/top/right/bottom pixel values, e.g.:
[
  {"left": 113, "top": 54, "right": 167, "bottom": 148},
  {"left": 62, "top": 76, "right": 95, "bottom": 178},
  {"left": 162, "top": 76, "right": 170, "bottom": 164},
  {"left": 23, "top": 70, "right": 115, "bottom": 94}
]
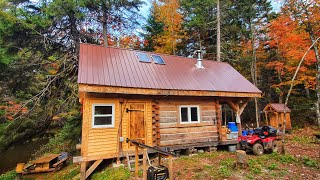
[
  {"left": 80, "top": 161, "right": 87, "bottom": 180},
  {"left": 135, "top": 146, "right": 139, "bottom": 178},
  {"left": 143, "top": 149, "right": 147, "bottom": 180},
  {"left": 168, "top": 156, "right": 173, "bottom": 179}
]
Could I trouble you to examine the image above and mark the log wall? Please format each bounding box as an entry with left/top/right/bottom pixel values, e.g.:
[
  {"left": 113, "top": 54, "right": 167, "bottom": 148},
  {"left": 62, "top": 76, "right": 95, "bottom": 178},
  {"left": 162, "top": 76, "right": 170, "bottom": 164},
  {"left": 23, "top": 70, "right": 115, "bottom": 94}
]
[{"left": 158, "top": 100, "right": 218, "bottom": 147}]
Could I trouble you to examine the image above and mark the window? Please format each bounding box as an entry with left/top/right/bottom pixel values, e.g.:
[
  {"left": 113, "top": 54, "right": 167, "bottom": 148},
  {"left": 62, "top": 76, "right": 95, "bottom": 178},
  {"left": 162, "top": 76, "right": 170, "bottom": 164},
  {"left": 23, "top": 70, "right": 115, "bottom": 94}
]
[
  {"left": 137, "top": 52, "right": 151, "bottom": 63},
  {"left": 179, "top": 106, "right": 200, "bottom": 123},
  {"left": 151, "top": 55, "right": 166, "bottom": 64},
  {"left": 92, "top": 104, "right": 115, "bottom": 128}
]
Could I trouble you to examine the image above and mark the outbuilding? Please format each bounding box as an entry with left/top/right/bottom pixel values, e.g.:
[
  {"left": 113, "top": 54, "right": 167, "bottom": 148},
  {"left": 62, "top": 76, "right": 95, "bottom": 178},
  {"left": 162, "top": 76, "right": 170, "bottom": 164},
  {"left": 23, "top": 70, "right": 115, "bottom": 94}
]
[
  {"left": 76, "top": 43, "right": 261, "bottom": 179},
  {"left": 263, "top": 103, "right": 292, "bottom": 130}
]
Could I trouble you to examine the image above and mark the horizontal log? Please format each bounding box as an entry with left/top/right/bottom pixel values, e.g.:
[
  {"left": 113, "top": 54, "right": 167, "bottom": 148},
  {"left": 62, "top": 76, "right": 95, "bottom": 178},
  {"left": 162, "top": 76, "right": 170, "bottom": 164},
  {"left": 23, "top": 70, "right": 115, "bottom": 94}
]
[
  {"left": 201, "top": 110, "right": 216, "bottom": 116},
  {"left": 161, "top": 131, "right": 218, "bottom": 141},
  {"left": 159, "top": 106, "right": 177, "bottom": 111},
  {"left": 202, "top": 116, "right": 216, "bottom": 122},
  {"left": 159, "top": 111, "right": 177, "bottom": 118},
  {"left": 79, "top": 85, "right": 261, "bottom": 98},
  {"left": 200, "top": 106, "right": 216, "bottom": 110},
  {"left": 160, "top": 125, "right": 217, "bottom": 134},
  {"left": 160, "top": 122, "right": 215, "bottom": 129},
  {"left": 159, "top": 117, "right": 177, "bottom": 123},
  {"left": 161, "top": 141, "right": 218, "bottom": 150},
  {"left": 160, "top": 136, "right": 218, "bottom": 146}
]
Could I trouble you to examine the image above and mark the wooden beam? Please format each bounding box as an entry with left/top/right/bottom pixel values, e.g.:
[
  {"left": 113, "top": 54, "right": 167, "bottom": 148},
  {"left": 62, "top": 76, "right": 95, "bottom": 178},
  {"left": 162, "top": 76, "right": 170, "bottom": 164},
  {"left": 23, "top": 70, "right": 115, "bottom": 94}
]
[
  {"left": 79, "top": 84, "right": 261, "bottom": 98},
  {"left": 143, "top": 149, "right": 147, "bottom": 180},
  {"left": 135, "top": 146, "right": 139, "bottom": 178},
  {"left": 168, "top": 156, "right": 173, "bottom": 179},
  {"left": 85, "top": 160, "right": 103, "bottom": 179},
  {"left": 239, "top": 99, "right": 250, "bottom": 115},
  {"left": 80, "top": 161, "right": 87, "bottom": 180}
]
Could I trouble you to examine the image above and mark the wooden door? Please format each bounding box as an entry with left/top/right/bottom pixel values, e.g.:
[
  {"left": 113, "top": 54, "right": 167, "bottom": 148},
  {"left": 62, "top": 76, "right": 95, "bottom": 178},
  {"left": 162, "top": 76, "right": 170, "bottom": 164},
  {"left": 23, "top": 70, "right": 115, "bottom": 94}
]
[
  {"left": 269, "top": 113, "right": 278, "bottom": 128},
  {"left": 128, "top": 103, "right": 146, "bottom": 146}
]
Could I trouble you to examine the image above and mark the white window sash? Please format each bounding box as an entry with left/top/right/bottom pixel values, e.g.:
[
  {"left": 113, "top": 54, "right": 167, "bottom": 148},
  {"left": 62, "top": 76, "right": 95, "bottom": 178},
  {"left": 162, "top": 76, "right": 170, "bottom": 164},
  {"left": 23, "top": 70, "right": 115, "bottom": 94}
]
[
  {"left": 179, "top": 105, "right": 200, "bottom": 124},
  {"left": 92, "top": 104, "right": 115, "bottom": 128}
]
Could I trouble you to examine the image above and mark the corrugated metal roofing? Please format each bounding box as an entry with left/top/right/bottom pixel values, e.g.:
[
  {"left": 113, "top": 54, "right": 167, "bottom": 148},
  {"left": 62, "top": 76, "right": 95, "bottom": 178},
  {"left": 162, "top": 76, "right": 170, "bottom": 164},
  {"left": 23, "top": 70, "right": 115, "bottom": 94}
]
[
  {"left": 78, "top": 43, "right": 261, "bottom": 94},
  {"left": 269, "top": 103, "right": 291, "bottom": 113}
]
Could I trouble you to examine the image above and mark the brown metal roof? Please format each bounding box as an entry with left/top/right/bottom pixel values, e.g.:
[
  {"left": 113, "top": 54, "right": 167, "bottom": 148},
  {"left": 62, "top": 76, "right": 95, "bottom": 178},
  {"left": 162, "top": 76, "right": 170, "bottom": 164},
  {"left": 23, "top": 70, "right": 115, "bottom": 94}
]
[
  {"left": 267, "top": 103, "right": 291, "bottom": 113},
  {"left": 78, "top": 43, "right": 261, "bottom": 94}
]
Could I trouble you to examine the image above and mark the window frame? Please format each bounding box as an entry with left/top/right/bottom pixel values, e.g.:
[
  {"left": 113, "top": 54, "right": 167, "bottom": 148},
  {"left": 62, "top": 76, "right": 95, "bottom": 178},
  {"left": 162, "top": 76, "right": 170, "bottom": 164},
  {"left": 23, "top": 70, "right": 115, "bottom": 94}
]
[
  {"left": 179, "top": 105, "right": 200, "bottom": 124},
  {"left": 151, "top": 54, "right": 166, "bottom": 64},
  {"left": 92, "top": 104, "right": 115, "bottom": 128}
]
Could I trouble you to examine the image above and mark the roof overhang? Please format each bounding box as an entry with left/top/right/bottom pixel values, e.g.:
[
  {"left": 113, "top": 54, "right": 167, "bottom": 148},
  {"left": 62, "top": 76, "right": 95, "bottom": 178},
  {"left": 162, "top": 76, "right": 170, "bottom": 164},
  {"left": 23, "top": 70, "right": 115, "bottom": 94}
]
[{"left": 79, "top": 84, "right": 261, "bottom": 98}]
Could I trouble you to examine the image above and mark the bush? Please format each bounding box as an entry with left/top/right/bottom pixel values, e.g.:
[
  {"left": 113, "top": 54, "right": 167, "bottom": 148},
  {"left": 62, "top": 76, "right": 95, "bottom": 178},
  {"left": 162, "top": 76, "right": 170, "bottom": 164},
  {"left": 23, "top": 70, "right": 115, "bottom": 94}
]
[
  {"left": 35, "top": 111, "right": 81, "bottom": 156},
  {"left": 0, "top": 170, "right": 17, "bottom": 180}
]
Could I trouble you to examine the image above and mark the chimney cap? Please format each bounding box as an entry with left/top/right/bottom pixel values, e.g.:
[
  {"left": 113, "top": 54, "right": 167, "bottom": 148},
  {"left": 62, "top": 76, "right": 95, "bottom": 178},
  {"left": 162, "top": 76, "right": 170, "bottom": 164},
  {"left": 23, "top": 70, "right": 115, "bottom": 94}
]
[{"left": 195, "top": 50, "right": 204, "bottom": 69}]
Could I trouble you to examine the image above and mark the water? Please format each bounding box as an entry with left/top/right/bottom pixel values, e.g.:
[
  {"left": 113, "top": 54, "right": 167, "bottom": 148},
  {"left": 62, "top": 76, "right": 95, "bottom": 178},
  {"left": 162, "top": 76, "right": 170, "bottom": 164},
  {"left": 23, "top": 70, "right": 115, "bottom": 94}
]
[{"left": 0, "top": 138, "right": 48, "bottom": 174}]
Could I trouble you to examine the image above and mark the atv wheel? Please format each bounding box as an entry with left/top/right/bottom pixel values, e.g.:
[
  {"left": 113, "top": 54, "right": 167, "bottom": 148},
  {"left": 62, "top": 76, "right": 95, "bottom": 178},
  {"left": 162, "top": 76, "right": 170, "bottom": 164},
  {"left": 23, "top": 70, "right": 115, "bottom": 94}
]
[
  {"left": 272, "top": 140, "right": 279, "bottom": 153},
  {"left": 252, "top": 143, "right": 264, "bottom": 156}
]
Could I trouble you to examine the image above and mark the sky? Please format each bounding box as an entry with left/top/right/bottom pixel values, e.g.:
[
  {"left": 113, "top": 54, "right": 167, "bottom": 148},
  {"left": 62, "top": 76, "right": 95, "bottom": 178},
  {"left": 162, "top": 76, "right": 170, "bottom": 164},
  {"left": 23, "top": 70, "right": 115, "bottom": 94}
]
[
  {"left": 136, "top": 0, "right": 283, "bottom": 35},
  {"left": 138, "top": 0, "right": 283, "bottom": 21}
]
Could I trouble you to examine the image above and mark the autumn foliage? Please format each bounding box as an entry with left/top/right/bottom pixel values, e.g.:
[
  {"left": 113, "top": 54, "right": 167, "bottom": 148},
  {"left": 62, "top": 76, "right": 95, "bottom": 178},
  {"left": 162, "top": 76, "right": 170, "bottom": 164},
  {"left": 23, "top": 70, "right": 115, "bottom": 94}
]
[
  {"left": 153, "top": 0, "right": 185, "bottom": 55},
  {"left": 0, "top": 101, "right": 28, "bottom": 121},
  {"left": 266, "top": 14, "right": 316, "bottom": 91}
]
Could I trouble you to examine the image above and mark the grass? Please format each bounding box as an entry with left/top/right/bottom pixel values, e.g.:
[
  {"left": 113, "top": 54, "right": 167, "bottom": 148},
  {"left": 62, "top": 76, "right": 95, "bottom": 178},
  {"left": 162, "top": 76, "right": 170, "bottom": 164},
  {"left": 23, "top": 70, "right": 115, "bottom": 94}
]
[
  {"left": 291, "top": 136, "right": 314, "bottom": 145},
  {"left": 218, "top": 158, "right": 233, "bottom": 177},
  {"left": 91, "top": 166, "right": 131, "bottom": 180},
  {"left": 302, "top": 156, "right": 318, "bottom": 167},
  {"left": 7, "top": 141, "right": 318, "bottom": 180}
]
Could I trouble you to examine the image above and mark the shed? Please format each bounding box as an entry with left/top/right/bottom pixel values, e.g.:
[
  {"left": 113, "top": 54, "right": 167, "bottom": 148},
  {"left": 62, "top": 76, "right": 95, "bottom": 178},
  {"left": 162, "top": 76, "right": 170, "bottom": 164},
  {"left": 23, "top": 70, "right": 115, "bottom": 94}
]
[
  {"left": 76, "top": 43, "right": 261, "bottom": 179},
  {"left": 263, "top": 103, "right": 292, "bottom": 130}
]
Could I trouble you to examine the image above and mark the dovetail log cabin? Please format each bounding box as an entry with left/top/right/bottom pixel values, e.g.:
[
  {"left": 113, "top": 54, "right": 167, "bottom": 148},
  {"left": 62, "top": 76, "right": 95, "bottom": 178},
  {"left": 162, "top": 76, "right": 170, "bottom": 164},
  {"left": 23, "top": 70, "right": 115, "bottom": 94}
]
[{"left": 77, "top": 43, "right": 261, "bottom": 179}]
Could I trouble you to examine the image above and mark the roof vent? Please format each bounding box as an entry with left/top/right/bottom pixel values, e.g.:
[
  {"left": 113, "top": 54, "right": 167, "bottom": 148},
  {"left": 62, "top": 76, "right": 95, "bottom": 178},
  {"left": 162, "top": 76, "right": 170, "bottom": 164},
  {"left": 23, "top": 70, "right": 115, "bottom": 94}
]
[{"left": 195, "top": 50, "right": 204, "bottom": 68}]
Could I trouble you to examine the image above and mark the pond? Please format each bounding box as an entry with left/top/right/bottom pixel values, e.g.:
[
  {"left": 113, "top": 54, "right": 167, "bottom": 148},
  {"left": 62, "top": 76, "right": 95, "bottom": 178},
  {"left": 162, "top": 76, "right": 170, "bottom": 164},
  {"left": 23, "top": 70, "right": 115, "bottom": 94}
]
[{"left": 0, "top": 138, "right": 48, "bottom": 174}]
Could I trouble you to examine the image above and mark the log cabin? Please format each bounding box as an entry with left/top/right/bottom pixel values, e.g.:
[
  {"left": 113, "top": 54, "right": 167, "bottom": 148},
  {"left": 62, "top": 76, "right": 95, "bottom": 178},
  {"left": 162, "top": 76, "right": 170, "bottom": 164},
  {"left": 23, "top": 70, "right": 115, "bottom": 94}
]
[{"left": 76, "top": 43, "right": 261, "bottom": 179}]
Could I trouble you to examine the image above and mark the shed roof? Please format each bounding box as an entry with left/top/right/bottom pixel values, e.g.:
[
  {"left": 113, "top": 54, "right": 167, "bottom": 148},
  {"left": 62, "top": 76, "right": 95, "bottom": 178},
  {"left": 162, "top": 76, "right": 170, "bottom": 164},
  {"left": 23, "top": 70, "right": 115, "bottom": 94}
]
[
  {"left": 78, "top": 43, "right": 261, "bottom": 95},
  {"left": 264, "top": 103, "right": 291, "bottom": 113}
]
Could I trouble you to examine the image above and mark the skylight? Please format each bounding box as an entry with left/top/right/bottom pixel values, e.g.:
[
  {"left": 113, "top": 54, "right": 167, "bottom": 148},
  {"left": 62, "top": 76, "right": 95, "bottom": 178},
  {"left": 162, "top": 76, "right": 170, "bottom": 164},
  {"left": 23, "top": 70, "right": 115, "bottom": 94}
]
[
  {"left": 151, "top": 55, "right": 165, "bottom": 64},
  {"left": 137, "top": 52, "right": 151, "bottom": 63}
]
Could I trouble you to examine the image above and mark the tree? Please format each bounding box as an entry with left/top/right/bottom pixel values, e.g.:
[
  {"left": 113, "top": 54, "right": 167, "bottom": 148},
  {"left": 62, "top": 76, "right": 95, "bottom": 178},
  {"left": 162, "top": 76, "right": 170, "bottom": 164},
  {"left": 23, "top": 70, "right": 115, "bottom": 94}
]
[
  {"left": 180, "top": 0, "right": 217, "bottom": 57},
  {"left": 278, "top": 0, "right": 320, "bottom": 126},
  {"left": 143, "top": 10, "right": 164, "bottom": 52},
  {"left": 153, "top": 0, "right": 185, "bottom": 55},
  {"left": 82, "top": 0, "right": 143, "bottom": 47}
]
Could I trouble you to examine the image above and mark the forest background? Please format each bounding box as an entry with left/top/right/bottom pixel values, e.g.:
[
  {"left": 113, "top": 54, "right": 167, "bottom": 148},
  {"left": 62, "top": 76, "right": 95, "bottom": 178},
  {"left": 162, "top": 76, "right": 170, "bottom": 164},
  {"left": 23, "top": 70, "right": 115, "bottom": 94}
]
[{"left": 0, "top": 0, "right": 319, "bottom": 157}]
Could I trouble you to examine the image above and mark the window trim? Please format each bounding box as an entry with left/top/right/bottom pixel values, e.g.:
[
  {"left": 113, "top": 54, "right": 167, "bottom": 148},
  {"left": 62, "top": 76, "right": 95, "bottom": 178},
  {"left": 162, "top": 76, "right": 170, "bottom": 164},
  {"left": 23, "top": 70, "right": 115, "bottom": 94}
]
[
  {"left": 179, "top": 105, "right": 200, "bottom": 124},
  {"left": 92, "top": 104, "right": 115, "bottom": 128}
]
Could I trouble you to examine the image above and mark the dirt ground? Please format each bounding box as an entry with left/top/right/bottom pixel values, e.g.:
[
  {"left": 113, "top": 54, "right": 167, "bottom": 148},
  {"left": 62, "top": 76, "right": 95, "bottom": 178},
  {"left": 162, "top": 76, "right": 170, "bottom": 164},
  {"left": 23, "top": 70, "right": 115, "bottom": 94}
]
[
  {"left": 20, "top": 127, "right": 320, "bottom": 180},
  {"left": 170, "top": 127, "right": 319, "bottom": 180}
]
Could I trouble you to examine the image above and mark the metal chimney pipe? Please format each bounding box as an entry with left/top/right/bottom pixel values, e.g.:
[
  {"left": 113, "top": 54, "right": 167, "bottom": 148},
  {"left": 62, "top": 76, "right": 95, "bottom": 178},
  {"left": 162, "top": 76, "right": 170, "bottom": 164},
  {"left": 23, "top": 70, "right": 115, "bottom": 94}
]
[{"left": 195, "top": 50, "right": 204, "bottom": 68}]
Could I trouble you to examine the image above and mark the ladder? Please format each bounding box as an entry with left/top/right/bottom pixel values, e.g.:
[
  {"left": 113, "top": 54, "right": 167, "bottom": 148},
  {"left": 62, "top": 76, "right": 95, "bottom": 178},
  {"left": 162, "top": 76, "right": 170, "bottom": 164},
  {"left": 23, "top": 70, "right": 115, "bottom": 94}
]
[{"left": 126, "top": 151, "right": 151, "bottom": 172}]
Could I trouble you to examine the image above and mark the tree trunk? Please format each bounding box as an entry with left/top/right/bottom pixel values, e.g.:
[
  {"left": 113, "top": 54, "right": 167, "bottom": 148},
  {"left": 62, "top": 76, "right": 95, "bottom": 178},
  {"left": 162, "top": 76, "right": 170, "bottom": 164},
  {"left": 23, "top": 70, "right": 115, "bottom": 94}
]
[
  {"left": 216, "top": 0, "right": 221, "bottom": 62},
  {"left": 310, "top": 34, "right": 320, "bottom": 127},
  {"left": 69, "top": 12, "right": 80, "bottom": 54},
  {"left": 250, "top": 24, "right": 259, "bottom": 127},
  {"left": 103, "top": 10, "right": 108, "bottom": 47}
]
